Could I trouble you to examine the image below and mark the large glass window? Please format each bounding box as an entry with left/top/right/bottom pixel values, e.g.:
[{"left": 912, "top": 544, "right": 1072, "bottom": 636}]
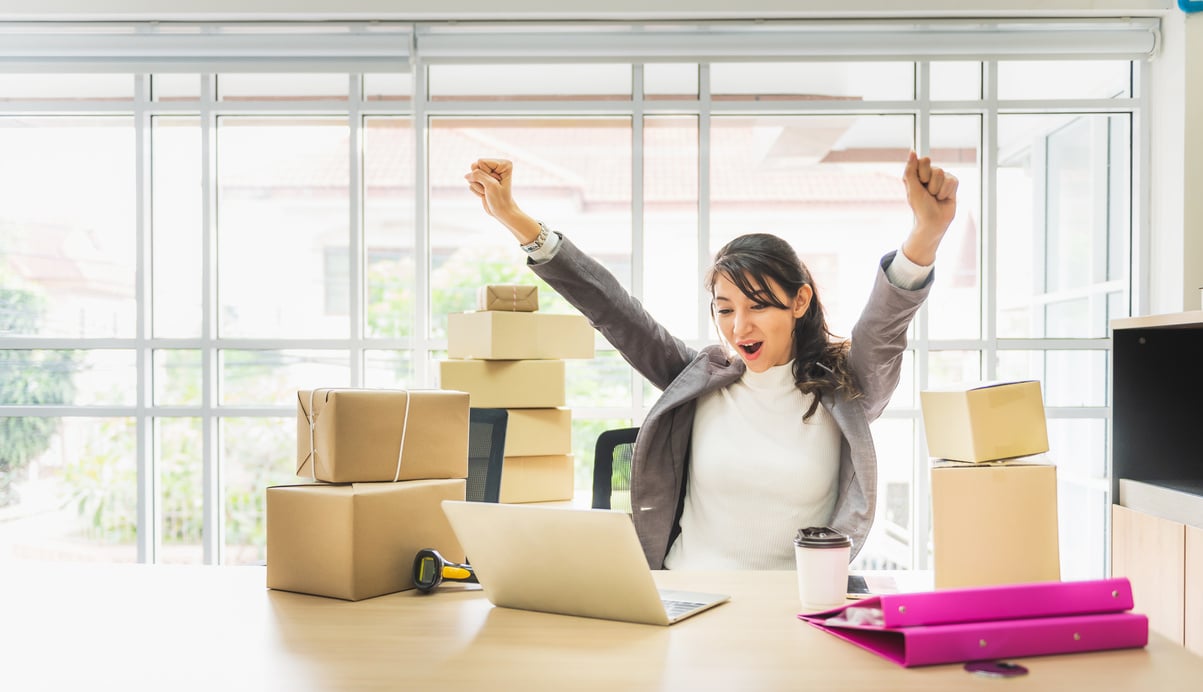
[
  {"left": 0, "top": 117, "right": 136, "bottom": 338},
  {"left": 0, "top": 21, "right": 1144, "bottom": 577},
  {"left": 217, "top": 117, "right": 351, "bottom": 340},
  {"left": 152, "top": 117, "right": 203, "bottom": 339},
  {"left": 996, "top": 114, "right": 1130, "bottom": 340},
  {"left": 364, "top": 117, "right": 415, "bottom": 339}
]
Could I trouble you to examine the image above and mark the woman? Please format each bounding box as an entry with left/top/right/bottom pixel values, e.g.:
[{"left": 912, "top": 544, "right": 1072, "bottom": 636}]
[{"left": 464, "top": 153, "right": 958, "bottom": 570}]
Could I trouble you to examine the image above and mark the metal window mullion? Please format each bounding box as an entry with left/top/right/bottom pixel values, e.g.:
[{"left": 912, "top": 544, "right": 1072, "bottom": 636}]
[
  {"left": 697, "top": 64, "right": 712, "bottom": 341},
  {"left": 0, "top": 100, "right": 402, "bottom": 115},
  {"left": 0, "top": 336, "right": 428, "bottom": 350},
  {"left": 983, "top": 61, "right": 1000, "bottom": 381},
  {"left": 1095, "top": 110, "right": 1116, "bottom": 336},
  {"left": 0, "top": 406, "right": 136, "bottom": 417},
  {"left": 349, "top": 74, "right": 365, "bottom": 387},
  {"left": 1132, "top": 60, "right": 1151, "bottom": 322},
  {"left": 414, "top": 61, "right": 431, "bottom": 387},
  {"left": 0, "top": 406, "right": 297, "bottom": 418},
  {"left": 912, "top": 61, "right": 932, "bottom": 572},
  {"left": 418, "top": 98, "right": 926, "bottom": 116},
  {"left": 1044, "top": 407, "right": 1114, "bottom": 418},
  {"left": 1032, "top": 142, "right": 1052, "bottom": 350},
  {"left": 200, "top": 73, "right": 221, "bottom": 565},
  {"left": 134, "top": 73, "right": 156, "bottom": 565},
  {"left": 410, "top": 97, "right": 1096, "bottom": 118},
  {"left": 995, "top": 98, "right": 1139, "bottom": 112},
  {"left": 630, "top": 66, "right": 649, "bottom": 416},
  {"left": 910, "top": 338, "right": 1114, "bottom": 353}
]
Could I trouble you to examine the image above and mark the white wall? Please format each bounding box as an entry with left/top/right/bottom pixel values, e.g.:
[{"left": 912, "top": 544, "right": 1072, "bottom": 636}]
[
  {"left": 1185, "top": 14, "right": 1203, "bottom": 312},
  {"left": 0, "top": 0, "right": 1197, "bottom": 314},
  {"left": 1147, "top": 10, "right": 1203, "bottom": 314}
]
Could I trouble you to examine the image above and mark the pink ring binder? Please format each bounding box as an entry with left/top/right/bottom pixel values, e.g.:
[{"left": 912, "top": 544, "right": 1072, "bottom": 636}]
[{"left": 798, "top": 577, "right": 1148, "bottom": 667}]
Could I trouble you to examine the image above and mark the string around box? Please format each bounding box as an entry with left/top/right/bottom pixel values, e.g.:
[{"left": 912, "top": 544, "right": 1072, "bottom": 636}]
[{"left": 305, "top": 389, "right": 412, "bottom": 482}]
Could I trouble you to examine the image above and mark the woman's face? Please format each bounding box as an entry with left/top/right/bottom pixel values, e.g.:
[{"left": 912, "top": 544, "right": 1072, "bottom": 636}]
[{"left": 711, "top": 272, "right": 813, "bottom": 373}]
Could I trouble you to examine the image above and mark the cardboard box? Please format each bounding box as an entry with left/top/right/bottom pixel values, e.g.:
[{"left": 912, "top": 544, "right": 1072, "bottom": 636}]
[
  {"left": 503, "top": 408, "right": 573, "bottom": 456},
  {"left": 297, "top": 389, "right": 469, "bottom": 483},
  {"left": 931, "top": 460, "right": 1060, "bottom": 589},
  {"left": 477, "top": 284, "right": 539, "bottom": 312},
  {"left": 447, "top": 311, "right": 595, "bottom": 360},
  {"left": 266, "top": 479, "right": 466, "bottom": 601},
  {"left": 920, "top": 380, "right": 1049, "bottom": 462},
  {"left": 499, "top": 454, "right": 575, "bottom": 503},
  {"left": 439, "top": 359, "right": 566, "bottom": 408}
]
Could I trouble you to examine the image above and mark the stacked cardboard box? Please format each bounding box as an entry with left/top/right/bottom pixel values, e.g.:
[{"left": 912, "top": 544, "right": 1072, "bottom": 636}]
[
  {"left": 440, "top": 284, "right": 594, "bottom": 504},
  {"left": 920, "top": 381, "right": 1060, "bottom": 589},
  {"left": 266, "top": 388, "right": 470, "bottom": 601}
]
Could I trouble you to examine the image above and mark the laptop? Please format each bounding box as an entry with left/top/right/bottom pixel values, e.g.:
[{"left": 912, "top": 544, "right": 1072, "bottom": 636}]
[{"left": 440, "top": 500, "right": 729, "bottom": 626}]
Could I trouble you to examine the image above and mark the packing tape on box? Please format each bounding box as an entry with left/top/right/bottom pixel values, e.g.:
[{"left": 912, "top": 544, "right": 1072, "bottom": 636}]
[{"left": 304, "top": 389, "right": 412, "bottom": 482}]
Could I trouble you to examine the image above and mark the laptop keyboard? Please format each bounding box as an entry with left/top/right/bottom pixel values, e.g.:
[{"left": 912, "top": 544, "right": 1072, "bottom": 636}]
[{"left": 662, "top": 599, "right": 707, "bottom": 619}]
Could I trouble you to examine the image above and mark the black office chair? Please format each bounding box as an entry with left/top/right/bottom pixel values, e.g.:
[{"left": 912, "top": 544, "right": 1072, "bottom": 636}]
[
  {"left": 592, "top": 427, "right": 639, "bottom": 512},
  {"left": 467, "top": 408, "right": 507, "bottom": 503}
]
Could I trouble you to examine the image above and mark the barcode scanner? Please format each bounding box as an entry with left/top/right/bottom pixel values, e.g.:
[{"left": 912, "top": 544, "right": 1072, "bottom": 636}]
[{"left": 413, "top": 548, "right": 477, "bottom": 593}]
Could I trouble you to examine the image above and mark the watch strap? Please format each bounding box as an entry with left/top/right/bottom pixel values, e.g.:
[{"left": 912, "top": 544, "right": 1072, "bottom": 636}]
[{"left": 520, "top": 221, "right": 551, "bottom": 253}]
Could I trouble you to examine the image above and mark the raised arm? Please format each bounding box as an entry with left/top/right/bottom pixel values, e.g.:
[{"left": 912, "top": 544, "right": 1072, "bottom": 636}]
[
  {"left": 464, "top": 158, "right": 542, "bottom": 245},
  {"left": 900, "top": 150, "right": 959, "bottom": 267},
  {"left": 848, "top": 153, "right": 959, "bottom": 419},
  {"left": 464, "top": 158, "right": 697, "bottom": 390}
]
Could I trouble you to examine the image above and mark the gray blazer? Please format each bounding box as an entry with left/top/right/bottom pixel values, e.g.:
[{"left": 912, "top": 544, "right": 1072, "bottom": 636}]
[{"left": 530, "top": 236, "right": 931, "bottom": 568}]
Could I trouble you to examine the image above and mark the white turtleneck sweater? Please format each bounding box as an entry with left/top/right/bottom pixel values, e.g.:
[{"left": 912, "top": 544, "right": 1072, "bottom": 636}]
[
  {"left": 663, "top": 361, "right": 842, "bottom": 570},
  {"left": 660, "top": 250, "right": 932, "bottom": 570}
]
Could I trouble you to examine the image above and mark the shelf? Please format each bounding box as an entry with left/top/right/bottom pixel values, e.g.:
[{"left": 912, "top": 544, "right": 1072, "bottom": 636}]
[
  {"left": 1110, "top": 314, "right": 1203, "bottom": 500},
  {"left": 1110, "top": 311, "right": 1203, "bottom": 650},
  {"left": 1111, "top": 311, "right": 1203, "bottom": 331},
  {"left": 1118, "top": 479, "right": 1203, "bottom": 529}
]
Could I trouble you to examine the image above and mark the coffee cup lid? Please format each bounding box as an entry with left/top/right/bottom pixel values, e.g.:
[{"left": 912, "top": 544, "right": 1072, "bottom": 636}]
[{"left": 794, "top": 526, "right": 851, "bottom": 549}]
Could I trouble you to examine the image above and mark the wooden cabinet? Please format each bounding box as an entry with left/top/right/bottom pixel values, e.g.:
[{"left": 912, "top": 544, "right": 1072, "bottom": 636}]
[
  {"left": 1110, "top": 311, "right": 1203, "bottom": 654},
  {"left": 1111, "top": 505, "right": 1185, "bottom": 644},
  {"left": 1187, "top": 526, "right": 1203, "bottom": 657}
]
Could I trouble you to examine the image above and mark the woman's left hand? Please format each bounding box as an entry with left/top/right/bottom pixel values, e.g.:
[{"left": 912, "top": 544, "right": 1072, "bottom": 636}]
[{"left": 900, "top": 151, "right": 959, "bottom": 266}]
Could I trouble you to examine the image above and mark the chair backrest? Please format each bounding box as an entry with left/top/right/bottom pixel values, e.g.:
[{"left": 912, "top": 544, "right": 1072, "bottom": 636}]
[
  {"left": 592, "top": 427, "right": 639, "bottom": 512},
  {"left": 467, "top": 408, "right": 507, "bottom": 503}
]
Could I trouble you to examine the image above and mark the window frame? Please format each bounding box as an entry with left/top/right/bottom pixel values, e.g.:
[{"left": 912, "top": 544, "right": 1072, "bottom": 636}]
[{"left": 0, "top": 20, "right": 1150, "bottom": 575}]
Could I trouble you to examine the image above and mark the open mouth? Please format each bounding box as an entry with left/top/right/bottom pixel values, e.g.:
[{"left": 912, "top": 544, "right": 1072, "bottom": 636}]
[{"left": 738, "top": 341, "right": 763, "bottom": 356}]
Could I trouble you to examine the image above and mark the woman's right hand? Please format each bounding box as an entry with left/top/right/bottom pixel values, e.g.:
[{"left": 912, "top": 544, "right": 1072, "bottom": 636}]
[{"left": 465, "top": 158, "right": 541, "bottom": 245}]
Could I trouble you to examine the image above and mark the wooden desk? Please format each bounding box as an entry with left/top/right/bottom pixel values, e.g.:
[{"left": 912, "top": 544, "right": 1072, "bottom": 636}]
[{"left": 3, "top": 562, "right": 1201, "bottom": 691}]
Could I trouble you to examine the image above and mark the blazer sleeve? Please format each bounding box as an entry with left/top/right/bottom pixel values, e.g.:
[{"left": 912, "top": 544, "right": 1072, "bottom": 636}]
[
  {"left": 527, "top": 235, "right": 697, "bottom": 391},
  {"left": 847, "top": 250, "right": 933, "bottom": 422}
]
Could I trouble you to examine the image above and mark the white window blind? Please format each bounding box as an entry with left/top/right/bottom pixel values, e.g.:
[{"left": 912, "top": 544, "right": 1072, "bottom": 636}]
[
  {"left": 415, "top": 18, "right": 1160, "bottom": 62},
  {"left": 0, "top": 19, "right": 1158, "bottom": 72},
  {"left": 0, "top": 22, "right": 412, "bottom": 73}
]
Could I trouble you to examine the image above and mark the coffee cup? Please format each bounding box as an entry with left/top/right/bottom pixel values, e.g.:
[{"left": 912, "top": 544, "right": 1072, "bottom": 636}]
[{"left": 794, "top": 526, "right": 852, "bottom": 611}]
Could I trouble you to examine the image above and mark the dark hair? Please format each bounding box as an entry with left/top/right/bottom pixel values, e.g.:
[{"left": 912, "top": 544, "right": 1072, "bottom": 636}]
[{"left": 705, "top": 233, "right": 859, "bottom": 420}]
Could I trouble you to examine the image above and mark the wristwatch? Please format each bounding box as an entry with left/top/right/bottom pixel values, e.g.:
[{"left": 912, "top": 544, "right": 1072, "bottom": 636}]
[{"left": 520, "top": 221, "right": 551, "bottom": 253}]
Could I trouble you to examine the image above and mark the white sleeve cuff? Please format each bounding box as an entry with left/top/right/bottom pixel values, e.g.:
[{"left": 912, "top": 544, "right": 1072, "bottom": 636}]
[
  {"left": 885, "top": 247, "right": 933, "bottom": 291},
  {"left": 524, "top": 229, "right": 563, "bottom": 263}
]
